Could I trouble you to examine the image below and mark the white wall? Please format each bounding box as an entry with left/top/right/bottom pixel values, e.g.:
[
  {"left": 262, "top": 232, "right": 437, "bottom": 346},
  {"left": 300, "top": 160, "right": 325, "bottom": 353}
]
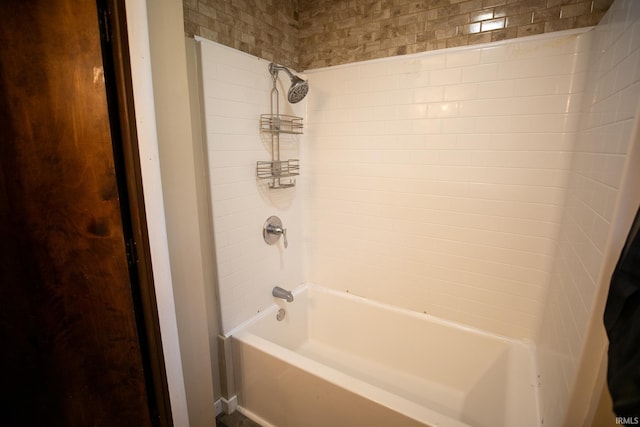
[
  {"left": 124, "top": 0, "right": 189, "bottom": 425},
  {"left": 144, "top": 0, "right": 220, "bottom": 425},
  {"left": 303, "top": 30, "right": 590, "bottom": 340},
  {"left": 536, "top": 0, "right": 640, "bottom": 424},
  {"left": 197, "top": 39, "right": 306, "bottom": 334}
]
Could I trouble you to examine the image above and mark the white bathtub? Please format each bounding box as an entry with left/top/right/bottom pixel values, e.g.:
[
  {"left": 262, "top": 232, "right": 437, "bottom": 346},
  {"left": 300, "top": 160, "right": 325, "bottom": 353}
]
[{"left": 230, "top": 284, "right": 540, "bottom": 427}]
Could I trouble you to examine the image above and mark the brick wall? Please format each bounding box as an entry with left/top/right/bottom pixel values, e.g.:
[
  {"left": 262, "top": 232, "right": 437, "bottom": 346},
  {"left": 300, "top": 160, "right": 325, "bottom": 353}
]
[
  {"left": 183, "top": 0, "right": 300, "bottom": 70},
  {"left": 184, "top": 0, "right": 613, "bottom": 71},
  {"left": 299, "top": 0, "right": 613, "bottom": 69}
]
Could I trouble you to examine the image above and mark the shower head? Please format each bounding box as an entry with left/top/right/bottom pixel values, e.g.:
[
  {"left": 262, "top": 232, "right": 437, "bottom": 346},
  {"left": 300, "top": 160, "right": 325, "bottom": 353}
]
[
  {"left": 287, "top": 75, "right": 309, "bottom": 104},
  {"left": 269, "top": 63, "right": 309, "bottom": 103}
]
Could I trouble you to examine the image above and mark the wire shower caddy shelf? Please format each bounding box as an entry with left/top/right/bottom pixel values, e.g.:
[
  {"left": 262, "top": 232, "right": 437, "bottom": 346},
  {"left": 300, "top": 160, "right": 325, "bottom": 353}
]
[{"left": 256, "top": 69, "right": 303, "bottom": 189}]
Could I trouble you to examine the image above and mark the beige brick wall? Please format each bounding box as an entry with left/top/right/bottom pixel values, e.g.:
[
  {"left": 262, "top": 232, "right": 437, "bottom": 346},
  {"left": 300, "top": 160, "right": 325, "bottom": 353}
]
[
  {"left": 184, "top": 0, "right": 613, "bottom": 70},
  {"left": 183, "top": 0, "right": 300, "bottom": 70}
]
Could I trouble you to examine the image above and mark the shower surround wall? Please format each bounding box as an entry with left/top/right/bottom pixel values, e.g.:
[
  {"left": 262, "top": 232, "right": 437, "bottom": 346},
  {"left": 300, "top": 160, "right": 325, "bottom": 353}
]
[
  {"left": 197, "top": 39, "right": 306, "bottom": 333},
  {"left": 537, "top": 0, "right": 640, "bottom": 424},
  {"left": 199, "top": 30, "right": 585, "bottom": 338},
  {"left": 304, "top": 30, "right": 588, "bottom": 340},
  {"left": 197, "top": 3, "right": 640, "bottom": 423}
]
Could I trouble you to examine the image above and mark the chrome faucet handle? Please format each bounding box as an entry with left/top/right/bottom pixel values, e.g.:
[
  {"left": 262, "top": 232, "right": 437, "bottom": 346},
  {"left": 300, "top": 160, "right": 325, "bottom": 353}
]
[
  {"left": 266, "top": 224, "right": 288, "bottom": 248},
  {"left": 263, "top": 216, "right": 288, "bottom": 248}
]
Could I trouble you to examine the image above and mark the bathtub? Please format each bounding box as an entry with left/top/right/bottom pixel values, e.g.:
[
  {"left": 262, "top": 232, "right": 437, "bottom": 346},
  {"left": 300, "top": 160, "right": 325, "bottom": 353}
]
[{"left": 230, "top": 284, "right": 540, "bottom": 427}]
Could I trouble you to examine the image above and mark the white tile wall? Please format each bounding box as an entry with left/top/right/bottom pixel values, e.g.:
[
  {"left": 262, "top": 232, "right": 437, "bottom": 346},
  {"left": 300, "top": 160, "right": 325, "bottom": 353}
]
[
  {"left": 198, "top": 39, "right": 306, "bottom": 333},
  {"left": 303, "top": 30, "right": 590, "bottom": 340},
  {"left": 536, "top": 0, "right": 640, "bottom": 424}
]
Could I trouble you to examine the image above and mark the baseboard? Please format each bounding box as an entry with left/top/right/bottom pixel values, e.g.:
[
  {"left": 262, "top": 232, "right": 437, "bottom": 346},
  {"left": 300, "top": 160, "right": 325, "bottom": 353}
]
[
  {"left": 219, "top": 395, "right": 237, "bottom": 414},
  {"left": 237, "top": 406, "right": 276, "bottom": 427}
]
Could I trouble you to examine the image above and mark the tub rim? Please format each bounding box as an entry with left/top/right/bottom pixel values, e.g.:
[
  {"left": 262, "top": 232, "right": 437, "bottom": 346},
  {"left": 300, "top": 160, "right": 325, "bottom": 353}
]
[{"left": 228, "top": 283, "right": 532, "bottom": 345}]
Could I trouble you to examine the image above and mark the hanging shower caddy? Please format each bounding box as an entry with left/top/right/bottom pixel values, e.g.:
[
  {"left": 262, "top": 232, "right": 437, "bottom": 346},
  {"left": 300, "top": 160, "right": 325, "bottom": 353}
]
[{"left": 256, "top": 63, "right": 305, "bottom": 189}]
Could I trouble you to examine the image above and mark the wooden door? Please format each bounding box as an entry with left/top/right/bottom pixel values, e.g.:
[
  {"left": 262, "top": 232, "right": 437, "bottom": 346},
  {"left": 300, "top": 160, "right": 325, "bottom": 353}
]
[{"left": 0, "top": 1, "right": 162, "bottom": 426}]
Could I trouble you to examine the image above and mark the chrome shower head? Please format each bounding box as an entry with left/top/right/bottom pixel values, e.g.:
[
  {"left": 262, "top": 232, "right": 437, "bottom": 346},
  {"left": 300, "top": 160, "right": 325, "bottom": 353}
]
[
  {"left": 287, "top": 75, "right": 309, "bottom": 104},
  {"left": 269, "top": 63, "right": 309, "bottom": 103}
]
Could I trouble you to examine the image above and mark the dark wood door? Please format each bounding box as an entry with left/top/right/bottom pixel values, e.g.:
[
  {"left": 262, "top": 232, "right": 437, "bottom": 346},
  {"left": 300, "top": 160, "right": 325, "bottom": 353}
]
[{"left": 0, "top": 1, "right": 157, "bottom": 426}]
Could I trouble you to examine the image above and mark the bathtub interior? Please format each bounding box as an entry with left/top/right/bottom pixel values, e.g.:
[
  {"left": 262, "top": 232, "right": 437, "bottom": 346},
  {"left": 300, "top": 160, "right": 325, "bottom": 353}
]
[{"left": 233, "top": 284, "right": 540, "bottom": 427}]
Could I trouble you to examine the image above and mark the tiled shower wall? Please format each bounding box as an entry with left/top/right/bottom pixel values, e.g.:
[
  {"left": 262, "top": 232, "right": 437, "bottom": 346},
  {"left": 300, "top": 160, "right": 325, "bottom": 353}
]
[
  {"left": 196, "top": 29, "right": 588, "bottom": 339},
  {"left": 197, "top": 40, "right": 306, "bottom": 333},
  {"left": 303, "top": 30, "right": 589, "bottom": 340},
  {"left": 536, "top": 0, "right": 640, "bottom": 424},
  {"left": 184, "top": 0, "right": 613, "bottom": 71}
]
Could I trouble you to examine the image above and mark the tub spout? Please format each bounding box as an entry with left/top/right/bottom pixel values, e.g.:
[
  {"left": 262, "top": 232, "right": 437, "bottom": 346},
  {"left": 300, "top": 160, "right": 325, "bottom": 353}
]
[{"left": 272, "top": 286, "right": 294, "bottom": 302}]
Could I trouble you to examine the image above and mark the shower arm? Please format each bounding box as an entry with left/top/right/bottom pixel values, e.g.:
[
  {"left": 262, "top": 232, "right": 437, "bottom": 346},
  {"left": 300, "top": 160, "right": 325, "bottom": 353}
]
[{"left": 269, "top": 63, "right": 295, "bottom": 80}]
